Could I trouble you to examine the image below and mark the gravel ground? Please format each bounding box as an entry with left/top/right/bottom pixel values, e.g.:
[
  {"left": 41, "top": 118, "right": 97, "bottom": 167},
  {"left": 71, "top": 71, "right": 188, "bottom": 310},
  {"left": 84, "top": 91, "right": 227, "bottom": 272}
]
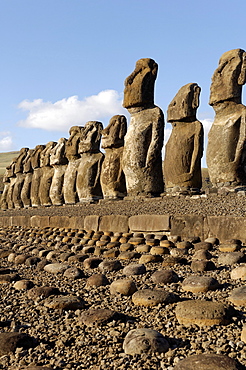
[
  {"left": 0, "top": 222, "right": 246, "bottom": 369},
  {"left": 1, "top": 193, "right": 246, "bottom": 218}
]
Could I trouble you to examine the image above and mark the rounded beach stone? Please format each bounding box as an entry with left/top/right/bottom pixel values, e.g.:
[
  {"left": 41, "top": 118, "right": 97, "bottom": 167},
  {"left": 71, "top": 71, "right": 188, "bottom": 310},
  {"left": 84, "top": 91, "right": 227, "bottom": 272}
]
[
  {"left": 132, "top": 289, "right": 175, "bottom": 307},
  {"left": 0, "top": 332, "right": 36, "bottom": 355},
  {"left": 123, "top": 263, "right": 146, "bottom": 276},
  {"left": 205, "top": 237, "right": 220, "bottom": 245},
  {"left": 44, "top": 263, "right": 68, "bottom": 274},
  {"left": 194, "top": 242, "right": 213, "bottom": 251},
  {"left": 218, "top": 251, "right": 244, "bottom": 265},
  {"left": 103, "top": 248, "right": 120, "bottom": 258},
  {"left": 174, "top": 353, "right": 238, "bottom": 370},
  {"left": 139, "top": 254, "right": 163, "bottom": 264},
  {"left": 151, "top": 269, "right": 179, "bottom": 284},
  {"left": 170, "top": 248, "right": 188, "bottom": 257},
  {"left": 162, "top": 256, "right": 187, "bottom": 267},
  {"left": 191, "top": 260, "right": 216, "bottom": 272},
  {"left": 0, "top": 273, "right": 20, "bottom": 284},
  {"left": 129, "top": 237, "right": 145, "bottom": 245},
  {"left": 118, "top": 251, "right": 140, "bottom": 260},
  {"left": 25, "top": 257, "right": 41, "bottom": 266},
  {"left": 175, "top": 300, "right": 226, "bottom": 326},
  {"left": 15, "top": 254, "right": 30, "bottom": 265},
  {"left": 231, "top": 265, "right": 246, "bottom": 280},
  {"left": 13, "top": 279, "right": 34, "bottom": 290},
  {"left": 160, "top": 240, "right": 175, "bottom": 248},
  {"left": 193, "top": 249, "right": 212, "bottom": 260},
  {"left": 150, "top": 246, "right": 169, "bottom": 255},
  {"left": 86, "top": 274, "right": 109, "bottom": 287},
  {"left": 176, "top": 241, "right": 193, "bottom": 249},
  {"left": 123, "top": 328, "right": 169, "bottom": 355},
  {"left": 110, "top": 279, "right": 137, "bottom": 296},
  {"left": 135, "top": 244, "right": 151, "bottom": 253},
  {"left": 219, "top": 243, "right": 240, "bottom": 252},
  {"left": 98, "top": 259, "right": 122, "bottom": 272},
  {"left": 119, "top": 243, "right": 134, "bottom": 252},
  {"left": 83, "top": 257, "right": 103, "bottom": 269},
  {"left": 27, "top": 286, "right": 60, "bottom": 300},
  {"left": 22, "top": 366, "right": 53, "bottom": 370},
  {"left": 241, "top": 325, "right": 246, "bottom": 343},
  {"left": 79, "top": 308, "right": 117, "bottom": 326},
  {"left": 182, "top": 276, "right": 219, "bottom": 293},
  {"left": 229, "top": 286, "right": 246, "bottom": 306},
  {"left": 43, "top": 295, "right": 85, "bottom": 310},
  {"left": 64, "top": 267, "right": 84, "bottom": 279}
]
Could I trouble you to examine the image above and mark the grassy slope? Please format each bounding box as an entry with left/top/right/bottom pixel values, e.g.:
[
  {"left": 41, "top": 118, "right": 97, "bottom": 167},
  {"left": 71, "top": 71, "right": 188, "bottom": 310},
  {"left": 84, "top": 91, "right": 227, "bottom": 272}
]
[{"left": 0, "top": 151, "right": 19, "bottom": 191}]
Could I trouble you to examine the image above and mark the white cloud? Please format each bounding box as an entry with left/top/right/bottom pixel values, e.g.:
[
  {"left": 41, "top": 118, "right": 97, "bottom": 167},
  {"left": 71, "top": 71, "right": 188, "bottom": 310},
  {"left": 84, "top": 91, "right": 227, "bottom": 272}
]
[
  {"left": 18, "top": 90, "right": 126, "bottom": 131},
  {"left": 201, "top": 118, "right": 213, "bottom": 137},
  {"left": 0, "top": 132, "right": 13, "bottom": 151}
]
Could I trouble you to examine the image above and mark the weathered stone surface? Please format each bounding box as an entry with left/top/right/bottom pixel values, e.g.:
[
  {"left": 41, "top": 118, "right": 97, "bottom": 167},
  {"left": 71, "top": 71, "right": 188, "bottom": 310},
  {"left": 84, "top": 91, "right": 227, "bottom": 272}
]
[
  {"left": 241, "top": 325, "right": 246, "bottom": 343},
  {"left": 39, "top": 141, "right": 56, "bottom": 206},
  {"left": 49, "top": 216, "right": 70, "bottom": 228},
  {"left": 98, "top": 259, "right": 122, "bottom": 272},
  {"left": 174, "top": 354, "right": 238, "bottom": 370},
  {"left": 218, "top": 251, "right": 244, "bottom": 265},
  {"left": 229, "top": 286, "right": 246, "bottom": 306},
  {"left": 123, "top": 263, "right": 146, "bottom": 276},
  {"left": 27, "top": 286, "right": 60, "bottom": 300},
  {"left": 31, "top": 216, "right": 50, "bottom": 228},
  {"left": 132, "top": 289, "right": 175, "bottom": 307},
  {"left": 171, "top": 215, "right": 204, "bottom": 239},
  {"left": 194, "top": 241, "right": 213, "bottom": 251},
  {"left": 76, "top": 121, "right": 104, "bottom": 202},
  {"left": 20, "top": 148, "right": 34, "bottom": 208},
  {"left": 13, "top": 279, "right": 34, "bottom": 290},
  {"left": 206, "top": 216, "right": 246, "bottom": 243},
  {"left": 139, "top": 254, "right": 163, "bottom": 264},
  {"left": 110, "top": 279, "right": 137, "bottom": 296},
  {"left": 231, "top": 265, "right": 246, "bottom": 280},
  {"left": 100, "top": 115, "right": 127, "bottom": 199},
  {"left": 207, "top": 49, "right": 246, "bottom": 187},
  {"left": 164, "top": 83, "right": 203, "bottom": 192},
  {"left": 79, "top": 308, "right": 117, "bottom": 326},
  {"left": 49, "top": 137, "right": 68, "bottom": 206},
  {"left": 30, "top": 145, "right": 45, "bottom": 207},
  {"left": 44, "top": 263, "right": 68, "bottom": 274},
  {"left": 12, "top": 147, "right": 29, "bottom": 208},
  {"left": 63, "top": 267, "right": 84, "bottom": 279},
  {"left": 63, "top": 126, "right": 83, "bottom": 204},
  {"left": 11, "top": 216, "right": 31, "bottom": 227},
  {"left": 99, "top": 215, "right": 129, "bottom": 233},
  {"left": 86, "top": 274, "right": 109, "bottom": 287},
  {"left": 175, "top": 300, "right": 226, "bottom": 326},
  {"left": 129, "top": 214, "right": 170, "bottom": 232},
  {"left": 123, "top": 328, "right": 169, "bottom": 355},
  {"left": 191, "top": 260, "right": 216, "bottom": 272},
  {"left": 43, "top": 295, "right": 85, "bottom": 310},
  {"left": 182, "top": 276, "right": 219, "bottom": 293},
  {"left": 84, "top": 215, "right": 99, "bottom": 231},
  {"left": 151, "top": 269, "right": 179, "bottom": 284},
  {"left": 0, "top": 332, "right": 36, "bottom": 355},
  {"left": 83, "top": 257, "right": 102, "bottom": 269},
  {"left": 122, "top": 58, "right": 164, "bottom": 196}
]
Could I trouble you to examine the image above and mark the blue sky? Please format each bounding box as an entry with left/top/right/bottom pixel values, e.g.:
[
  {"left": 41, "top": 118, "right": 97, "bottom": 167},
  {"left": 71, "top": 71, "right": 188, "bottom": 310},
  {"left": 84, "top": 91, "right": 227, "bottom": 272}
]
[{"left": 0, "top": 0, "right": 245, "bottom": 167}]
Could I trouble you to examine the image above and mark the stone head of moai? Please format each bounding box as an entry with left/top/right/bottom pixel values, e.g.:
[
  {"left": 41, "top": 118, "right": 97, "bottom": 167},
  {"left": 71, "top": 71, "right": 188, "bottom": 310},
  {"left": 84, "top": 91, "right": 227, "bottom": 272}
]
[
  {"left": 167, "top": 83, "right": 201, "bottom": 122},
  {"left": 65, "top": 126, "right": 83, "bottom": 159},
  {"left": 209, "top": 48, "right": 246, "bottom": 106},
  {"left": 15, "top": 148, "right": 29, "bottom": 173},
  {"left": 40, "top": 141, "right": 57, "bottom": 167},
  {"left": 79, "top": 121, "right": 103, "bottom": 153},
  {"left": 101, "top": 115, "right": 127, "bottom": 149},
  {"left": 123, "top": 58, "right": 158, "bottom": 109},
  {"left": 50, "top": 137, "right": 68, "bottom": 166},
  {"left": 30, "top": 144, "right": 45, "bottom": 169}
]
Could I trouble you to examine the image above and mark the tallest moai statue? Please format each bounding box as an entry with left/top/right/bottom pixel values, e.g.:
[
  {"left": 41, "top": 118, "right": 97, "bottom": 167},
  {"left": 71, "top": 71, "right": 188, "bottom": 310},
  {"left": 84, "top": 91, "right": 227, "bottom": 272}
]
[
  {"left": 207, "top": 49, "right": 246, "bottom": 188},
  {"left": 122, "top": 58, "right": 164, "bottom": 196}
]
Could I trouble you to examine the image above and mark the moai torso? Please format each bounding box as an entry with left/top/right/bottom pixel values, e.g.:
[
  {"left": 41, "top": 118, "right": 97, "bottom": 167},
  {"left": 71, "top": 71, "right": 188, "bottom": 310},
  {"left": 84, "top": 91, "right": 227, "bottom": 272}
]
[
  {"left": 100, "top": 115, "right": 127, "bottom": 198},
  {"left": 164, "top": 83, "right": 204, "bottom": 193},
  {"left": 207, "top": 49, "right": 246, "bottom": 187},
  {"left": 122, "top": 58, "right": 164, "bottom": 196}
]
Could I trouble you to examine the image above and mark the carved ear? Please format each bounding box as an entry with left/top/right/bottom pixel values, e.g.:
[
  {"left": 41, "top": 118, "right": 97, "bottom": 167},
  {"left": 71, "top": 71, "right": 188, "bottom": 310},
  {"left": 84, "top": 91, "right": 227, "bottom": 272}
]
[
  {"left": 192, "top": 85, "right": 201, "bottom": 110},
  {"left": 238, "top": 52, "right": 246, "bottom": 85},
  {"left": 119, "top": 116, "right": 127, "bottom": 140}
]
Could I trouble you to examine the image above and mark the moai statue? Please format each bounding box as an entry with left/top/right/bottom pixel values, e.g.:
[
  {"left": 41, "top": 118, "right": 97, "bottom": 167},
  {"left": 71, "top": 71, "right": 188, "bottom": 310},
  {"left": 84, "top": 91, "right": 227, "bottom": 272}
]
[
  {"left": 39, "top": 141, "right": 57, "bottom": 206},
  {"left": 30, "top": 144, "right": 45, "bottom": 207},
  {"left": 122, "top": 58, "right": 164, "bottom": 196},
  {"left": 21, "top": 149, "right": 34, "bottom": 208},
  {"left": 50, "top": 137, "right": 68, "bottom": 206},
  {"left": 164, "top": 83, "right": 204, "bottom": 194},
  {"left": 1, "top": 165, "right": 12, "bottom": 210},
  {"left": 12, "top": 147, "right": 29, "bottom": 208},
  {"left": 77, "top": 121, "right": 104, "bottom": 202},
  {"left": 63, "top": 126, "right": 83, "bottom": 204},
  {"left": 100, "top": 115, "right": 127, "bottom": 199},
  {"left": 207, "top": 49, "right": 246, "bottom": 189},
  {"left": 6, "top": 158, "right": 17, "bottom": 209}
]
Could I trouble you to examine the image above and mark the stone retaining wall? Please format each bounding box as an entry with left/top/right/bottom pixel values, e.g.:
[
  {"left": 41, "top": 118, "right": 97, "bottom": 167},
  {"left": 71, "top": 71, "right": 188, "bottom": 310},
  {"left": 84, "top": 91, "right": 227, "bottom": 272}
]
[{"left": 0, "top": 213, "right": 245, "bottom": 243}]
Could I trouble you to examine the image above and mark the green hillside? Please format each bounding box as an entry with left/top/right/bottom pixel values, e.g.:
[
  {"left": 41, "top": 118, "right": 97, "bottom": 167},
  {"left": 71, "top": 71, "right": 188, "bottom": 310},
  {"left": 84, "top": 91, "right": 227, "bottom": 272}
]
[{"left": 0, "top": 151, "right": 20, "bottom": 175}]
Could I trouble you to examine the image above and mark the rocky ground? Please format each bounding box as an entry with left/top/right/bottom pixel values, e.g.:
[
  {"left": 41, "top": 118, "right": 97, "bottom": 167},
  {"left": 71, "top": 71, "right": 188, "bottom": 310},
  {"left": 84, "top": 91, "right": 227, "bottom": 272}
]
[
  {"left": 0, "top": 218, "right": 246, "bottom": 369},
  {"left": 1, "top": 192, "right": 246, "bottom": 218}
]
